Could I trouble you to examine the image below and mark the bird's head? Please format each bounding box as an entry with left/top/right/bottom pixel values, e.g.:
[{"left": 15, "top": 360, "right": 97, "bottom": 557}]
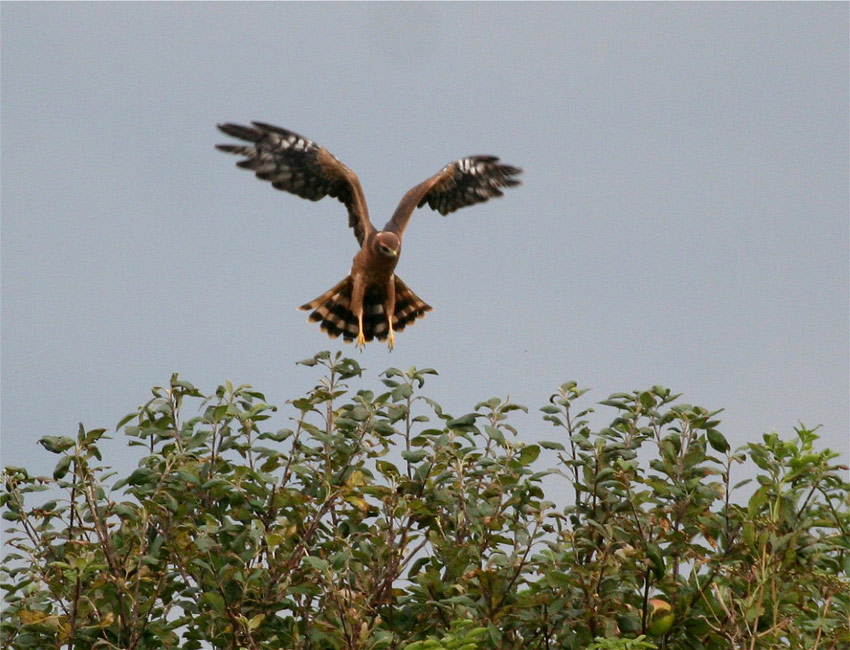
[{"left": 374, "top": 231, "right": 400, "bottom": 259}]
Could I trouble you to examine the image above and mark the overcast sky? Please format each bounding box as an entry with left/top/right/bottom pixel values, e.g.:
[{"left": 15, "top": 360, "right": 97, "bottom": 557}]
[{"left": 2, "top": 3, "right": 847, "bottom": 484}]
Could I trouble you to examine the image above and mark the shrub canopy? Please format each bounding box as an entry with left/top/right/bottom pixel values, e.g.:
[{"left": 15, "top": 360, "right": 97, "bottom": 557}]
[{"left": 2, "top": 352, "right": 848, "bottom": 649}]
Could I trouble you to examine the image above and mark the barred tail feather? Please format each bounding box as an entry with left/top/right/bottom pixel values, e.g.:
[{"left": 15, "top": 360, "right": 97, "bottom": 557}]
[
  {"left": 299, "top": 276, "right": 432, "bottom": 343},
  {"left": 299, "top": 277, "right": 359, "bottom": 340},
  {"left": 391, "top": 277, "right": 432, "bottom": 333}
]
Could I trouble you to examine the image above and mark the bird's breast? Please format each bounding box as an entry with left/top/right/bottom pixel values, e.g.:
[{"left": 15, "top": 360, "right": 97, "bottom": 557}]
[{"left": 351, "top": 248, "right": 399, "bottom": 283}]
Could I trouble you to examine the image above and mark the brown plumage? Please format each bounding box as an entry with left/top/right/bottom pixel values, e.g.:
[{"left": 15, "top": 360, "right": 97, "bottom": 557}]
[
  {"left": 300, "top": 275, "right": 431, "bottom": 344},
  {"left": 216, "top": 121, "right": 522, "bottom": 349}
]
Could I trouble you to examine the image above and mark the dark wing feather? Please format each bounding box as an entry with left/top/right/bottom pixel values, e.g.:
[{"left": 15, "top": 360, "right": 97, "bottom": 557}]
[
  {"left": 216, "top": 122, "right": 373, "bottom": 245},
  {"left": 385, "top": 156, "right": 522, "bottom": 236}
]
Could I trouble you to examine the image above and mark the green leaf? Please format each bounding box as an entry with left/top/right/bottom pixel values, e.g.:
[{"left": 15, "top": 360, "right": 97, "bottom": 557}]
[
  {"left": 706, "top": 429, "right": 730, "bottom": 453},
  {"left": 127, "top": 468, "right": 156, "bottom": 486},
  {"left": 402, "top": 450, "right": 428, "bottom": 463},
  {"left": 748, "top": 485, "right": 770, "bottom": 518},
  {"left": 38, "top": 436, "right": 75, "bottom": 454},
  {"left": 484, "top": 425, "right": 505, "bottom": 444},
  {"left": 53, "top": 456, "right": 73, "bottom": 480},
  {"left": 376, "top": 460, "right": 400, "bottom": 478},
  {"left": 646, "top": 543, "right": 665, "bottom": 579},
  {"left": 447, "top": 413, "right": 477, "bottom": 430},
  {"left": 303, "top": 556, "right": 329, "bottom": 572},
  {"left": 539, "top": 440, "right": 566, "bottom": 451},
  {"left": 517, "top": 444, "right": 540, "bottom": 466},
  {"left": 200, "top": 591, "right": 225, "bottom": 613},
  {"left": 638, "top": 391, "right": 656, "bottom": 409},
  {"left": 599, "top": 399, "right": 628, "bottom": 410}
]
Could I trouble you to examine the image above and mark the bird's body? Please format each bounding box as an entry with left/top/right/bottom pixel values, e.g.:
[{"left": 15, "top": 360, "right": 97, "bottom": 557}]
[
  {"left": 216, "top": 121, "right": 521, "bottom": 349},
  {"left": 300, "top": 231, "right": 430, "bottom": 348}
]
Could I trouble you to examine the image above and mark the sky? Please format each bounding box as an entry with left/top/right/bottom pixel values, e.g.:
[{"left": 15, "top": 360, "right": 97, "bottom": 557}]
[{"left": 2, "top": 3, "right": 848, "bottom": 487}]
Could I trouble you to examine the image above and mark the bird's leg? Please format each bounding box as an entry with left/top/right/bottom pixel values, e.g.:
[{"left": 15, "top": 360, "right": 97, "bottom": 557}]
[
  {"left": 356, "top": 311, "right": 366, "bottom": 349},
  {"left": 387, "top": 320, "right": 395, "bottom": 351},
  {"left": 385, "top": 276, "right": 397, "bottom": 351},
  {"left": 350, "top": 272, "right": 366, "bottom": 350}
]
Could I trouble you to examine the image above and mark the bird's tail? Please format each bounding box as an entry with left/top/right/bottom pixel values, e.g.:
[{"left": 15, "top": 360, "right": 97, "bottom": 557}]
[{"left": 299, "top": 275, "right": 432, "bottom": 343}]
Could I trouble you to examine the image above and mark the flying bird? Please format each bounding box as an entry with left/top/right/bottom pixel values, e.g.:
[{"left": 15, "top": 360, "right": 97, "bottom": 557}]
[{"left": 216, "top": 121, "right": 522, "bottom": 349}]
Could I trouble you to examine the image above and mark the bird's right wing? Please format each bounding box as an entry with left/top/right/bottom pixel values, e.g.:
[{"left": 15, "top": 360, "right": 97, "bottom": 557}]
[{"left": 217, "top": 122, "right": 374, "bottom": 246}]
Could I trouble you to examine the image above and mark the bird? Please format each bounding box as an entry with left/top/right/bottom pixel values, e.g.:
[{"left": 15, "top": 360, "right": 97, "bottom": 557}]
[{"left": 216, "top": 121, "right": 522, "bottom": 350}]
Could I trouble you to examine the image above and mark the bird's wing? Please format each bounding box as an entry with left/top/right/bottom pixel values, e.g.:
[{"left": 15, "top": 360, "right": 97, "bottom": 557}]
[
  {"left": 384, "top": 156, "right": 522, "bottom": 236},
  {"left": 217, "top": 122, "right": 374, "bottom": 246}
]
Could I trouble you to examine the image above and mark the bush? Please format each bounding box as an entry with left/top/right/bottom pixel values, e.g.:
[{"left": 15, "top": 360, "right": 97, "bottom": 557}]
[{"left": 2, "top": 352, "right": 848, "bottom": 649}]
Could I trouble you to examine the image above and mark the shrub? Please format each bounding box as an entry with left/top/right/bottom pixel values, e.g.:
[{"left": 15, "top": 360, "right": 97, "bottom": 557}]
[{"left": 3, "top": 352, "right": 848, "bottom": 649}]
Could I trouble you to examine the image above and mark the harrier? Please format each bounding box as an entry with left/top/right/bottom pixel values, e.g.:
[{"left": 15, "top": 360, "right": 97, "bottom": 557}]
[{"left": 216, "top": 122, "right": 522, "bottom": 349}]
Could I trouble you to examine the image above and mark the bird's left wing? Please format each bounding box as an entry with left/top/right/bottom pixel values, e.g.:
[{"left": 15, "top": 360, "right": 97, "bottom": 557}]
[
  {"left": 216, "top": 122, "right": 374, "bottom": 246},
  {"left": 384, "top": 156, "right": 522, "bottom": 236}
]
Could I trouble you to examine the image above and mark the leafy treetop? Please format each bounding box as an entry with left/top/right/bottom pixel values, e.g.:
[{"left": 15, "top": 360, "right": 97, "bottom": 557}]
[{"left": 2, "top": 351, "right": 848, "bottom": 650}]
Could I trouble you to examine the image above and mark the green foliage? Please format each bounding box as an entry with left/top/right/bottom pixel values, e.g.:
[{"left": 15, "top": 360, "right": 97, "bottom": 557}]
[
  {"left": 586, "top": 636, "right": 656, "bottom": 650},
  {"left": 2, "top": 353, "right": 848, "bottom": 649},
  {"left": 401, "top": 619, "right": 486, "bottom": 650}
]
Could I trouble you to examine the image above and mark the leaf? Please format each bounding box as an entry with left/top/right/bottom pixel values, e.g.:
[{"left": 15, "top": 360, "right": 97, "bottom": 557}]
[
  {"left": 638, "top": 391, "right": 656, "bottom": 409},
  {"left": 53, "top": 456, "right": 73, "bottom": 480},
  {"left": 376, "top": 460, "right": 400, "bottom": 479},
  {"left": 392, "top": 383, "right": 414, "bottom": 401},
  {"left": 545, "top": 570, "right": 573, "bottom": 589},
  {"left": 539, "top": 440, "right": 566, "bottom": 451},
  {"left": 646, "top": 543, "right": 665, "bottom": 579},
  {"left": 706, "top": 429, "right": 730, "bottom": 453},
  {"left": 447, "top": 413, "right": 478, "bottom": 430},
  {"left": 408, "top": 556, "right": 430, "bottom": 576},
  {"left": 748, "top": 485, "right": 770, "bottom": 518},
  {"left": 518, "top": 444, "right": 540, "bottom": 466},
  {"left": 81, "top": 427, "right": 107, "bottom": 445},
  {"left": 402, "top": 450, "right": 428, "bottom": 463},
  {"left": 200, "top": 591, "right": 225, "bottom": 613},
  {"left": 176, "top": 468, "right": 200, "bottom": 485},
  {"left": 303, "top": 556, "right": 329, "bottom": 572},
  {"left": 38, "top": 436, "right": 75, "bottom": 454},
  {"left": 594, "top": 467, "right": 616, "bottom": 483},
  {"left": 127, "top": 468, "right": 156, "bottom": 486},
  {"left": 18, "top": 609, "right": 52, "bottom": 625},
  {"left": 617, "top": 612, "right": 643, "bottom": 634},
  {"left": 291, "top": 398, "right": 314, "bottom": 412},
  {"left": 484, "top": 425, "right": 505, "bottom": 444},
  {"left": 599, "top": 399, "right": 628, "bottom": 410}
]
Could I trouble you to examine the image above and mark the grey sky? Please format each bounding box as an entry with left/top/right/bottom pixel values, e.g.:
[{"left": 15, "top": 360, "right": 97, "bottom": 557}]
[{"left": 2, "top": 2, "right": 847, "bottom": 481}]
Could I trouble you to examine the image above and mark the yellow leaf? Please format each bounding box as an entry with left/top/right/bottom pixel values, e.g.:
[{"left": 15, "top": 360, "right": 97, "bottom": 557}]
[
  {"left": 176, "top": 530, "right": 192, "bottom": 550},
  {"left": 345, "top": 495, "right": 370, "bottom": 513},
  {"left": 19, "top": 610, "right": 48, "bottom": 625},
  {"left": 345, "top": 470, "right": 366, "bottom": 489}
]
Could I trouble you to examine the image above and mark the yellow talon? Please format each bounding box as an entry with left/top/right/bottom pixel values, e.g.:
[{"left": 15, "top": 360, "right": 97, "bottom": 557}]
[
  {"left": 386, "top": 315, "right": 395, "bottom": 351},
  {"left": 356, "top": 313, "right": 366, "bottom": 349}
]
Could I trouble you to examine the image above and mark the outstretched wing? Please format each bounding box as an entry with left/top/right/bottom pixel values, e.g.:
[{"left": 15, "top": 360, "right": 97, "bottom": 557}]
[
  {"left": 216, "top": 122, "right": 374, "bottom": 246},
  {"left": 385, "top": 156, "right": 522, "bottom": 236}
]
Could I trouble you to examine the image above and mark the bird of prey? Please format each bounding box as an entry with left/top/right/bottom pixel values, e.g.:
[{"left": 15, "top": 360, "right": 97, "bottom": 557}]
[{"left": 216, "top": 121, "right": 522, "bottom": 349}]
